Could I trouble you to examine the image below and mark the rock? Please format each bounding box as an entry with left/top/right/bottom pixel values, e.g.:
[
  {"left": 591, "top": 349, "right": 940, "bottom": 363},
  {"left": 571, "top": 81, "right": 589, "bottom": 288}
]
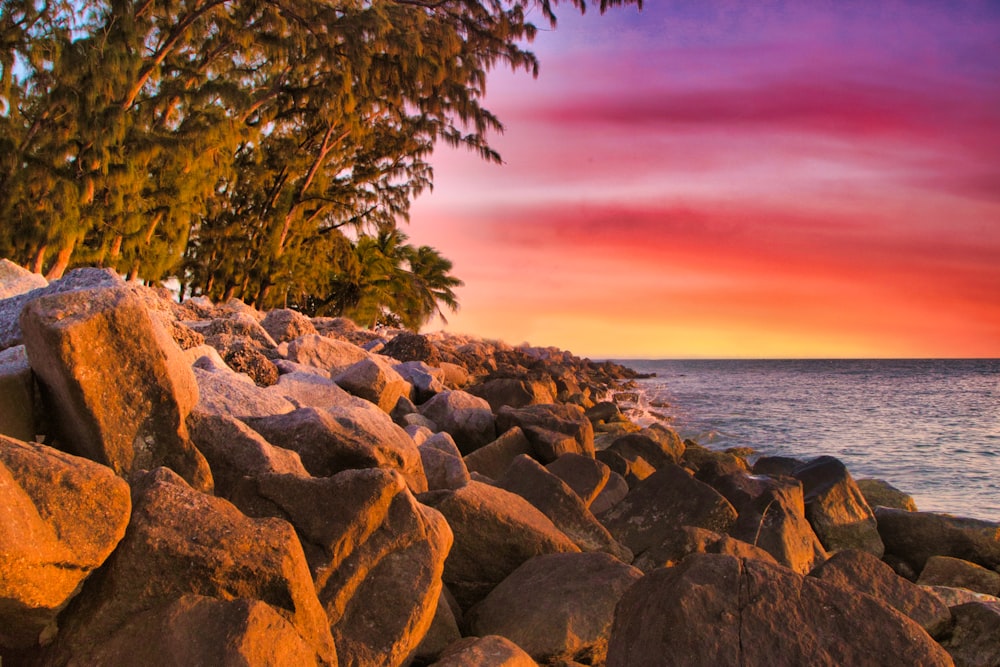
[
  {"left": 0, "top": 436, "right": 131, "bottom": 650},
  {"left": 631, "top": 525, "right": 779, "bottom": 573},
  {"left": 333, "top": 356, "right": 412, "bottom": 413},
  {"left": 525, "top": 425, "right": 589, "bottom": 465},
  {"left": 186, "top": 410, "right": 309, "bottom": 499},
  {"left": 271, "top": 370, "right": 364, "bottom": 411},
  {"left": 219, "top": 341, "right": 279, "bottom": 386},
  {"left": 545, "top": 453, "right": 611, "bottom": 508},
  {"left": 193, "top": 366, "right": 298, "bottom": 419},
  {"left": 495, "top": 404, "right": 594, "bottom": 460},
  {"left": 463, "top": 427, "right": 534, "bottom": 479},
  {"left": 413, "top": 588, "right": 462, "bottom": 665},
  {"left": 918, "top": 556, "right": 1000, "bottom": 596},
  {"left": 680, "top": 440, "right": 749, "bottom": 475},
  {"left": 875, "top": 507, "right": 1000, "bottom": 573},
  {"left": 810, "top": 549, "right": 952, "bottom": 638},
  {"left": 79, "top": 595, "right": 320, "bottom": 667},
  {"left": 498, "top": 455, "right": 631, "bottom": 562},
  {"left": 261, "top": 308, "right": 319, "bottom": 343},
  {"left": 20, "top": 286, "right": 212, "bottom": 491},
  {"left": 431, "top": 635, "right": 538, "bottom": 667},
  {"left": 857, "top": 478, "right": 919, "bottom": 511},
  {"left": 282, "top": 334, "right": 370, "bottom": 375},
  {"left": 588, "top": 471, "right": 629, "bottom": 516},
  {"left": 382, "top": 331, "right": 441, "bottom": 365},
  {"left": 394, "top": 360, "right": 446, "bottom": 404},
  {"left": 940, "top": 602, "right": 1000, "bottom": 667},
  {"left": 438, "top": 362, "right": 470, "bottom": 389},
  {"left": 584, "top": 401, "right": 623, "bottom": 424},
  {"left": 607, "top": 433, "right": 680, "bottom": 470},
  {"left": 187, "top": 311, "right": 277, "bottom": 349},
  {"left": 751, "top": 455, "right": 804, "bottom": 477},
  {"left": 597, "top": 464, "right": 738, "bottom": 560},
  {"left": 468, "top": 552, "right": 643, "bottom": 664},
  {"left": 247, "top": 406, "right": 427, "bottom": 494},
  {"left": 0, "top": 258, "right": 47, "bottom": 299},
  {"left": 642, "top": 422, "right": 686, "bottom": 459},
  {"left": 420, "top": 390, "right": 497, "bottom": 455},
  {"left": 43, "top": 468, "right": 336, "bottom": 666},
  {"left": 606, "top": 554, "right": 953, "bottom": 667},
  {"left": 468, "top": 378, "right": 557, "bottom": 412},
  {"left": 792, "top": 455, "right": 884, "bottom": 556},
  {"left": 418, "top": 480, "right": 579, "bottom": 610},
  {"left": 596, "top": 447, "right": 654, "bottom": 487},
  {"left": 246, "top": 469, "right": 452, "bottom": 667},
  {"left": 0, "top": 345, "right": 36, "bottom": 441},
  {"left": 420, "top": 432, "right": 472, "bottom": 491},
  {"left": 922, "top": 585, "right": 1000, "bottom": 608}
]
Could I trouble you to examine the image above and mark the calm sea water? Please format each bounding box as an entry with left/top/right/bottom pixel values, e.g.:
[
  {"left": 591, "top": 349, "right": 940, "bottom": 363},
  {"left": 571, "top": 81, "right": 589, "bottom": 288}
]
[{"left": 614, "top": 359, "right": 1000, "bottom": 522}]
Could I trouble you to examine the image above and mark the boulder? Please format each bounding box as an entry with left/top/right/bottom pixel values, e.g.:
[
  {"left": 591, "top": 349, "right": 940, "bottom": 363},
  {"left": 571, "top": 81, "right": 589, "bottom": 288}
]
[
  {"left": 246, "top": 469, "right": 452, "bottom": 667},
  {"left": 810, "top": 549, "right": 952, "bottom": 638},
  {"left": 193, "top": 365, "right": 298, "bottom": 420},
  {"left": 468, "top": 378, "right": 557, "bottom": 412},
  {"left": 333, "top": 356, "right": 412, "bottom": 413},
  {"left": 247, "top": 406, "right": 427, "bottom": 494},
  {"left": 917, "top": 556, "right": 1000, "bottom": 596},
  {"left": 642, "top": 422, "right": 686, "bottom": 460},
  {"left": 382, "top": 332, "right": 441, "bottom": 365},
  {"left": 0, "top": 436, "right": 131, "bottom": 650},
  {"left": 260, "top": 308, "right": 319, "bottom": 343},
  {"left": 792, "top": 455, "right": 884, "bottom": 556},
  {"left": 418, "top": 481, "right": 580, "bottom": 610},
  {"left": 0, "top": 258, "right": 47, "bottom": 299},
  {"left": 545, "top": 453, "right": 611, "bottom": 508},
  {"left": 420, "top": 390, "right": 497, "bottom": 454},
  {"left": 606, "top": 554, "right": 953, "bottom": 667},
  {"left": 875, "top": 507, "right": 1000, "bottom": 573},
  {"left": 394, "top": 360, "right": 446, "bottom": 404},
  {"left": 525, "top": 425, "right": 589, "bottom": 464},
  {"left": 412, "top": 588, "right": 462, "bottom": 665},
  {"left": 607, "top": 432, "right": 681, "bottom": 469},
  {"left": 79, "top": 595, "right": 320, "bottom": 667},
  {"left": 420, "top": 432, "right": 472, "bottom": 491},
  {"left": 20, "top": 286, "right": 212, "bottom": 491},
  {"left": 218, "top": 341, "right": 279, "bottom": 386},
  {"left": 282, "top": 334, "right": 369, "bottom": 375},
  {"left": 271, "top": 370, "right": 365, "bottom": 411},
  {"left": 596, "top": 447, "right": 654, "bottom": 487},
  {"left": 940, "top": 602, "right": 1000, "bottom": 667},
  {"left": 597, "top": 464, "right": 738, "bottom": 560},
  {"left": 588, "top": 471, "right": 629, "bottom": 516},
  {"left": 751, "top": 455, "right": 804, "bottom": 477},
  {"left": 431, "top": 635, "right": 538, "bottom": 667},
  {"left": 495, "top": 404, "right": 594, "bottom": 460},
  {"left": 463, "top": 427, "right": 534, "bottom": 479},
  {"left": 631, "top": 525, "right": 779, "bottom": 573},
  {"left": 438, "top": 362, "right": 470, "bottom": 389},
  {"left": 42, "top": 468, "right": 336, "bottom": 666},
  {"left": 857, "top": 478, "right": 919, "bottom": 511},
  {"left": 584, "top": 401, "right": 623, "bottom": 425},
  {"left": 923, "top": 586, "right": 1000, "bottom": 608},
  {"left": 0, "top": 345, "right": 36, "bottom": 441},
  {"left": 467, "top": 553, "right": 643, "bottom": 664},
  {"left": 186, "top": 311, "right": 277, "bottom": 349},
  {"left": 498, "top": 455, "right": 631, "bottom": 561},
  {"left": 681, "top": 440, "right": 749, "bottom": 475}
]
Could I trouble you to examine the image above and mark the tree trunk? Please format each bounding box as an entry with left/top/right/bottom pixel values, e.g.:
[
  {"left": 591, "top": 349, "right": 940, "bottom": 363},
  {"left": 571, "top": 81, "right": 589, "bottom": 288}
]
[
  {"left": 45, "top": 244, "right": 74, "bottom": 280},
  {"left": 29, "top": 245, "right": 47, "bottom": 274}
]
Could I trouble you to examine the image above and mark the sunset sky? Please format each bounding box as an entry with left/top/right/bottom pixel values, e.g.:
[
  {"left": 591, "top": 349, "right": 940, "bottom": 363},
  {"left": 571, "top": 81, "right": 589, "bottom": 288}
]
[{"left": 407, "top": 0, "right": 1000, "bottom": 359}]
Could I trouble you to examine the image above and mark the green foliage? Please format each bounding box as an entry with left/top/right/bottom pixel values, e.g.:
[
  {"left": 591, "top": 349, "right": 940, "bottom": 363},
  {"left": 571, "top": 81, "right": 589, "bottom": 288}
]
[{"left": 0, "top": 0, "right": 639, "bottom": 328}]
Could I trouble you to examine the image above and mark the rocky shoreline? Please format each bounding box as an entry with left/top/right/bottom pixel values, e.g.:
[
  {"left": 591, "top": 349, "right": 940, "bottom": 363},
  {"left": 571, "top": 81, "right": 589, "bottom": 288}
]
[{"left": 0, "top": 260, "right": 998, "bottom": 666}]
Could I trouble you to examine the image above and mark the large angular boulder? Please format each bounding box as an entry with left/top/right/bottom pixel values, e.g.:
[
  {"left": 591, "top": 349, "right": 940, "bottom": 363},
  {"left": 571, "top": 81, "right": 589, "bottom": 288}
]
[
  {"left": 463, "top": 427, "right": 534, "bottom": 479},
  {"left": 857, "top": 478, "right": 918, "bottom": 511},
  {"left": 0, "top": 258, "right": 47, "bottom": 299},
  {"left": 382, "top": 331, "right": 441, "bottom": 365},
  {"left": 270, "top": 370, "right": 364, "bottom": 411},
  {"left": 394, "top": 361, "right": 446, "bottom": 404},
  {"left": 245, "top": 469, "right": 452, "bottom": 667},
  {"left": 412, "top": 589, "right": 462, "bottom": 665},
  {"left": 281, "top": 334, "right": 369, "bottom": 375},
  {"left": 248, "top": 406, "right": 427, "bottom": 493},
  {"left": 0, "top": 436, "right": 131, "bottom": 650},
  {"left": 809, "top": 549, "right": 952, "bottom": 638},
  {"left": 498, "top": 455, "right": 631, "bottom": 562},
  {"left": 597, "top": 464, "right": 738, "bottom": 560},
  {"left": 495, "top": 404, "right": 594, "bottom": 460},
  {"left": 875, "top": 507, "right": 1000, "bottom": 573},
  {"left": 20, "top": 286, "right": 212, "bottom": 491},
  {"left": 431, "top": 635, "right": 538, "bottom": 667},
  {"left": 606, "top": 554, "right": 953, "bottom": 667},
  {"left": 42, "top": 468, "right": 336, "bottom": 666},
  {"left": 545, "top": 453, "right": 611, "bottom": 508},
  {"left": 793, "top": 455, "right": 884, "bottom": 556},
  {"left": 917, "top": 556, "right": 1000, "bottom": 596},
  {"left": 468, "top": 378, "right": 557, "bottom": 412},
  {"left": 607, "top": 432, "right": 681, "bottom": 469},
  {"left": 420, "top": 390, "right": 497, "bottom": 455},
  {"left": 419, "top": 481, "right": 580, "bottom": 610},
  {"left": 420, "top": 432, "right": 471, "bottom": 491},
  {"left": 467, "top": 553, "right": 642, "bottom": 665},
  {"left": 193, "top": 365, "right": 297, "bottom": 420},
  {"left": 631, "top": 525, "right": 778, "bottom": 573},
  {"left": 589, "top": 471, "right": 629, "bottom": 516},
  {"left": 261, "top": 308, "right": 318, "bottom": 343},
  {"left": 0, "top": 345, "right": 36, "bottom": 441},
  {"left": 333, "top": 356, "right": 412, "bottom": 413},
  {"left": 940, "top": 602, "right": 1000, "bottom": 667}
]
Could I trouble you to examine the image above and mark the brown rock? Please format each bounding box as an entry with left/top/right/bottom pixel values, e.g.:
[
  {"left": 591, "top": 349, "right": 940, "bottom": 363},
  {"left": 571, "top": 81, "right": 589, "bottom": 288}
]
[
  {"left": 545, "top": 453, "right": 611, "bottom": 508},
  {"left": 382, "top": 332, "right": 441, "bottom": 365},
  {"left": 418, "top": 480, "right": 580, "bottom": 610},
  {"left": 420, "top": 432, "right": 472, "bottom": 491},
  {"left": 810, "top": 549, "right": 952, "bottom": 638},
  {"left": 247, "top": 405, "right": 427, "bottom": 494},
  {"left": 468, "top": 378, "right": 557, "bottom": 412},
  {"left": 918, "top": 556, "right": 1000, "bottom": 596},
  {"left": 0, "top": 436, "right": 131, "bottom": 650},
  {"left": 271, "top": 370, "right": 365, "bottom": 411},
  {"left": 261, "top": 308, "right": 319, "bottom": 343},
  {"left": 596, "top": 447, "right": 654, "bottom": 487},
  {"left": 584, "top": 401, "right": 623, "bottom": 424},
  {"left": 432, "top": 635, "right": 538, "bottom": 667},
  {"left": 220, "top": 341, "right": 279, "bottom": 386},
  {"left": 438, "top": 361, "right": 470, "bottom": 389},
  {"left": 394, "top": 360, "right": 446, "bottom": 404},
  {"left": 923, "top": 586, "right": 1000, "bottom": 608},
  {"left": 282, "top": 334, "right": 369, "bottom": 375},
  {"left": 608, "top": 433, "right": 678, "bottom": 469},
  {"left": 525, "top": 425, "right": 588, "bottom": 464},
  {"left": 420, "top": 390, "right": 497, "bottom": 454},
  {"left": 875, "top": 506, "right": 1000, "bottom": 573},
  {"left": 940, "top": 602, "right": 1000, "bottom": 667},
  {"left": 43, "top": 468, "right": 336, "bottom": 666},
  {"left": 588, "top": 471, "right": 629, "bottom": 516},
  {"left": 468, "top": 552, "right": 643, "bottom": 664},
  {"left": 597, "top": 464, "right": 738, "bottom": 560},
  {"left": 631, "top": 525, "right": 779, "bottom": 572},
  {"left": 21, "top": 286, "right": 212, "bottom": 491},
  {"left": 187, "top": 311, "right": 277, "bottom": 349},
  {"left": 463, "top": 427, "right": 534, "bottom": 480},
  {"left": 333, "top": 356, "right": 412, "bottom": 413},
  {"left": 247, "top": 469, "right": 451, "bottom": 667},
  {"left": 0, "top": 258, "right": 47, "bottom": 300},
  {"left": 413, "top": 588, "right": 462, "bottom": 665},
  {"left": 498, "top": 455, "right": 631, "bottom": 562},
  {"left": 0, "top": 345, "right": 36, "bottom": 441},
  {"left": 857, "top": 477, "right": 919, "bottom": 511},
  {"left": 793, "top": 455, "right": 884, "bottom": 556},
  {"left": 193, "top": 365, "right": 298, "bottom": 419},
  {"left": 681, "top": 440, "right": 749, "bottom": 474},
  {"left": 606, "top": 554, "right": 953, "bottom": 667},
  {"left": 495, "top": 404, "right": 595, "bottom": 460}
]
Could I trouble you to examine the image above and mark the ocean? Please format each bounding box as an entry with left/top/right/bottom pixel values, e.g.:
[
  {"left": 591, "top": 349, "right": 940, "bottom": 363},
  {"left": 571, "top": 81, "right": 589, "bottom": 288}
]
[{"left": 614, "top": 359, "right": 1000, "bottom": 522}]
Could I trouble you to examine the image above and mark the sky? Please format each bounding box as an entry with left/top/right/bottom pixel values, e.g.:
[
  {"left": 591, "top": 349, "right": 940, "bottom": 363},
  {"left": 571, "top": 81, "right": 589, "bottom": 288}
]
[{"left": 406, "top": 0, "right": 1000, "bottom": 359}]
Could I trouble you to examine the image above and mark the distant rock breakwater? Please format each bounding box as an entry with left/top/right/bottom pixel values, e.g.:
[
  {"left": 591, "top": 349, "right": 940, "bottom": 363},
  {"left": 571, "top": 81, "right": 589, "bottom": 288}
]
[{"left": 0, "top": 258, "right": 997, "bottom": 666}]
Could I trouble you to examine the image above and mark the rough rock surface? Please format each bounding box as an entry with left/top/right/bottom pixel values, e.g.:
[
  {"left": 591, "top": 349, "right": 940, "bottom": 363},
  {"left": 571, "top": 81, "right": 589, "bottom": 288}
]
[
  {"left": 793, "top": 455, "right": 884, "bottom": 556},
  {"left": 193, "top": 365, "right": 297, "bottom": 419},
  {"left": 631, "top": 525, "right": 778, "bottom": 572},
  {"left": 0, "top": 258, "right": 48, "bottom": 299},
  {"left": 469, "top": 378, "right": 557, "bottom": 412},
  {"left": 495, "top": 404, "right": 594, "bottom": 460},
  {"left": 857, "top": 477, "right": 919, "bottom": 511},
  {"left": 261, "top": 308, "right": 319, "bottom": 343},
  {"left": 876, "top": 506, "right": 1000, "bottom": 573},
  {"left": 606, "top": 554, "right": 953, "bottom": 667},
  {"left": 467, "top": 552, "right": 643, "bottom": 664},
  {"left": 545, "top": 452, "right": 611, "bottom": 508},
  {"left": 431, "top": 635, "right": 538, "bottom": 667},
  {"left": 463, "top": 427, "right": 534, "bottom": 479},
  {"left": 334, "top": 356, "right": 412, "bottom": 413},
  {"left": 282, "top": 333, "right": 370, "bottom": 375},
  {"left": 0, "top": 345, "right": 36, "bottom": 441},
  {"left": 939, "top": 601, "right": 1000, "bottom": 667},
  {"left": 917, "top": 556, "right": 1000, "bottom": 596},
  {"left": 420, "top": 390, "right": 497, "bottom": 454}
]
